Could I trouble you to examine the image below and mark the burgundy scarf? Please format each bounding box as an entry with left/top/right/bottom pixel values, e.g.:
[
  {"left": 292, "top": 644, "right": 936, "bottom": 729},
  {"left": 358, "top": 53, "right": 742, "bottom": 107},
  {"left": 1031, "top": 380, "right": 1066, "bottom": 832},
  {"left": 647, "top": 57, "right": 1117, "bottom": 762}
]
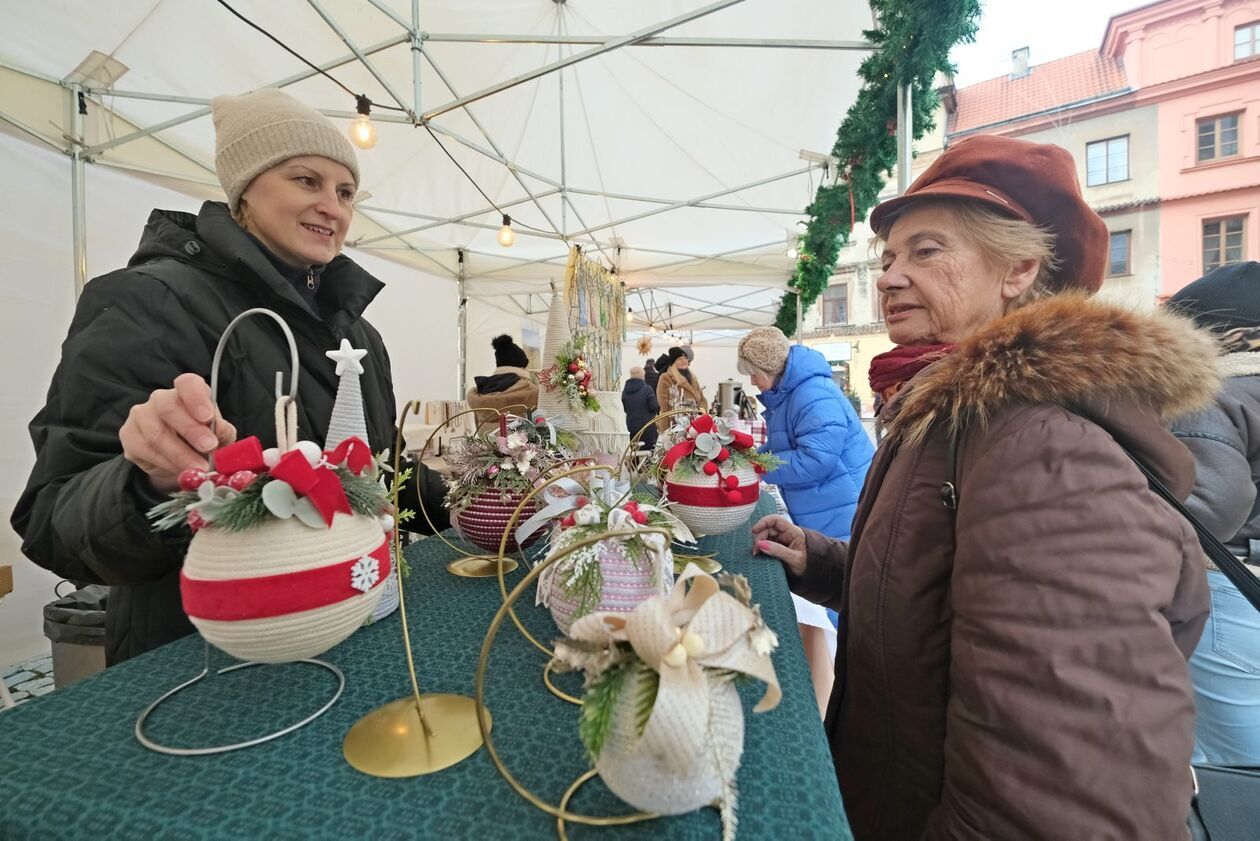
[{"left": 868, "top": 344, "right": 956, "bottom": 404}]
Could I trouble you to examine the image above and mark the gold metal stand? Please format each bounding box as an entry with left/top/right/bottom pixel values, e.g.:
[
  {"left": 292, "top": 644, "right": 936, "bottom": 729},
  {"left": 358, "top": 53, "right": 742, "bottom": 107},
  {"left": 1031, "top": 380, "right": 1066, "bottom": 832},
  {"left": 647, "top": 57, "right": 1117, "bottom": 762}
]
[
  {"left": 343, "top": 400, "right": 487, "bottom": 777},
  {"left": 448, "top": 555, "right": 520, "bottom": 578},
  {"left": 543, "top": 658, "right": 582, "bottom": 706},
  {"left": 475, "top": 528, "right": 664, "bottom": 828}
]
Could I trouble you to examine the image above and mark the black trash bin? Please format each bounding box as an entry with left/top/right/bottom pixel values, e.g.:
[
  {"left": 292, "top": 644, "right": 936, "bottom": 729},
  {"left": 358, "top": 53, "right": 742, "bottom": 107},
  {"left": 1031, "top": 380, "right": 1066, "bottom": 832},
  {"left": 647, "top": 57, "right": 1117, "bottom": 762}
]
[{"left": 43, "top": 584, "right": 108, "bottom": 689}]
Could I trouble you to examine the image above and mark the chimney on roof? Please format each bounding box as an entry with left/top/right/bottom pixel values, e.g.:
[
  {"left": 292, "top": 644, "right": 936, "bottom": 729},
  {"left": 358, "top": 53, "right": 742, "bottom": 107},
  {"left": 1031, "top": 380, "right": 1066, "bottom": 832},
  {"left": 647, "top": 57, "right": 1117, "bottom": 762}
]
[
  {"left": 934, "top": 70, "right": 957, "bottom": 113},
  {"left": 1011, "top": 46, "right": 1031, "bottom": 79}
]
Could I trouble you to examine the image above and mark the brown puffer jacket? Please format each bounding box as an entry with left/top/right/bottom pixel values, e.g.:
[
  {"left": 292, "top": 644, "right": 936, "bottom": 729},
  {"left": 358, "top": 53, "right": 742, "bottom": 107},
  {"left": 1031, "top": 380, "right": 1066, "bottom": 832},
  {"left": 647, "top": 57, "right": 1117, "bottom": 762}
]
[
  {"left": 465, "top": 366, "right": 538, "bottom": 429},
  {"left": 787, "top": 295, "right": 1218, "bottom": 841}
]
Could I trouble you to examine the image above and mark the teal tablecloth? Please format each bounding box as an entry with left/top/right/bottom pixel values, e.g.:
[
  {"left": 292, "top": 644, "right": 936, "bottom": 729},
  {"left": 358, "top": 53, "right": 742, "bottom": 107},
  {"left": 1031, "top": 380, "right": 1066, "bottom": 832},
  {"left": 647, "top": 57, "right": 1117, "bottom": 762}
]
[{"left": 0, "top": 497, "right": 849, "bottom": 839}]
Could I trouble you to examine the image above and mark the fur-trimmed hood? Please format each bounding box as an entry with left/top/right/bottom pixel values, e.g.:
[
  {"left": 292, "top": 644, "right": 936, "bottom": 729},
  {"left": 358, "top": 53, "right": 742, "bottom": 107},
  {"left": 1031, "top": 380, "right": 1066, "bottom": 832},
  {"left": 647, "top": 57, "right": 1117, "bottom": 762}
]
[{"left": 885, "top": 294, "right": 1222, "bottom": 445}]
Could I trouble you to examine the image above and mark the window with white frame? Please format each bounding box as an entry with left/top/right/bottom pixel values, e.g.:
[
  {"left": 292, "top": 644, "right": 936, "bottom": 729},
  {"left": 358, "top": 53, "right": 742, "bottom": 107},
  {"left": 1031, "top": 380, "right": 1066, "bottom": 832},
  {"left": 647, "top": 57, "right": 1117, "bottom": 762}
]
[
  {"left": 1108, "top": 230, "right": 1132, "bottom": 276},
  {"left": 1086, "top": 136, "right": 1129, "bottom": 186},
  {"left": 1203, "top": 216, "right": 1246, "bottom": 272},
  {"left": 1235, "top": 21, "right": 1260, "bottom": 60},
  {"left": 1197, "top": 114, "right": 1240, "bottom": 163}
]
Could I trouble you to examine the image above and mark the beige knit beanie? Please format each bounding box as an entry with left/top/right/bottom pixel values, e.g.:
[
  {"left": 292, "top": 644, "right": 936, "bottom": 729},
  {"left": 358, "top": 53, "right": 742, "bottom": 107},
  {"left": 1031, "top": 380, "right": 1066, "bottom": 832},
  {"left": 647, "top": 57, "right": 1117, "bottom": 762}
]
[
  {"left": 737, "top": 327, "right": 791, "bottom": 376},
  {"left": 212, "top": 89, "right": 360, "bottom": 212}
]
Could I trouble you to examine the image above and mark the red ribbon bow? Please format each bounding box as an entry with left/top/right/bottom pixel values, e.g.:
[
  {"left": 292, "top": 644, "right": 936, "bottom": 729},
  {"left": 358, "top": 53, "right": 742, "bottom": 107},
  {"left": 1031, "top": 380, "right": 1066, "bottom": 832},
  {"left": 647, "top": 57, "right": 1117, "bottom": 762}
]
[
  {"left": 661, "top": 416, "right": 755, "bottom": 470},
  {"left": 213, "top": 436, "right": 265, "bottom": 474},
  {"left": 324, "top": 436, "right": 373, "bottom": 475},
  {"left": 270, "top": 450, "right": 352, "bottom": 527}
]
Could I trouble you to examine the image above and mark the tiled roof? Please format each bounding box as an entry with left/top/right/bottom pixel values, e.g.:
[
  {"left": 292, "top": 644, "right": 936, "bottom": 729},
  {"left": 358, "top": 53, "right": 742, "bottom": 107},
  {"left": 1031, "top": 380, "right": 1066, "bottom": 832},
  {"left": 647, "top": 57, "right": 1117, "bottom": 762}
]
[{"left": 948, "top": 50, "right": 1130, "bottom": 136}]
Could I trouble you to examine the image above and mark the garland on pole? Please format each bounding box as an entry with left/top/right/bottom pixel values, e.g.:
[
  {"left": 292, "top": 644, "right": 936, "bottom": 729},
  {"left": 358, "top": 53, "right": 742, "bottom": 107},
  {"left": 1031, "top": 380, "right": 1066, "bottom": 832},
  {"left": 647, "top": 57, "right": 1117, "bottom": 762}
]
[{"left": 773, "top": 0, "right": 982, "bottom": 335}]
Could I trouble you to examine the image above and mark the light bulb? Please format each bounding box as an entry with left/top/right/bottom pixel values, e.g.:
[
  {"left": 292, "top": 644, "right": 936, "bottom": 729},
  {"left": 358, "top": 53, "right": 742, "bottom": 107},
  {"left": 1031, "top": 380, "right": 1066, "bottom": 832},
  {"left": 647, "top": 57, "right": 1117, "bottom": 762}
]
[
  {"left": 350, "top": 114, "right": 377, "bottom": 149},
  {"left": 497, "top": 214, "right": 515, "bottom": 247},
  {"left": 786, "top": 246, "right": 798, "bottom": 259},
  {"left": 649, "top": 325, "right": 657, "bottom": 334}
]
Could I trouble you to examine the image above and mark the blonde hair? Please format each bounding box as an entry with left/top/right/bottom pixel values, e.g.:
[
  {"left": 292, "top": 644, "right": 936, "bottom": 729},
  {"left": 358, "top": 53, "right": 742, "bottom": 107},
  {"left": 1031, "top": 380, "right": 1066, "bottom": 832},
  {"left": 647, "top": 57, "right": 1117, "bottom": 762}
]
[{"left": 873, "top": 197, "right": 1061, "bottom": 309}]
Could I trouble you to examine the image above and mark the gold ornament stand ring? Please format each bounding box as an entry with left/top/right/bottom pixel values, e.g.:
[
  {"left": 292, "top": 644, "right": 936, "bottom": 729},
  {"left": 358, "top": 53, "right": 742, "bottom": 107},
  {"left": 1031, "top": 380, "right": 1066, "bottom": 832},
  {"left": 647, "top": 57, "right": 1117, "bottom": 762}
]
[
  {"left": 476, "top": 528, "right": 665, "bottom": 833},
  {"left": 343, "top": 400, "right": 491, "bottom": 777}
]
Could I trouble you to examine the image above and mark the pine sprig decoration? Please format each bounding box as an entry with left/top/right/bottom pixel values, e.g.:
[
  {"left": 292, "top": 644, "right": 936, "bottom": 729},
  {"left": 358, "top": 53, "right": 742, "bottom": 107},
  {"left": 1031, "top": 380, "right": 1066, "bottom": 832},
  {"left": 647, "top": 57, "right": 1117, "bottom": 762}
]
[
  {"left": 772, "top": 0, "right": 982, "bottom": 334},
  {"left": 579, "top": 658, "right": 632, "bottom": 761},
  {"left": 338, "top": 466, "right": 391, "bottom": 516},
  {"left": 210, "top": 482, "right": 270, "bottom": 532},
  {"left": 633, "top": 663, "right": 659, "bottom": 738}
]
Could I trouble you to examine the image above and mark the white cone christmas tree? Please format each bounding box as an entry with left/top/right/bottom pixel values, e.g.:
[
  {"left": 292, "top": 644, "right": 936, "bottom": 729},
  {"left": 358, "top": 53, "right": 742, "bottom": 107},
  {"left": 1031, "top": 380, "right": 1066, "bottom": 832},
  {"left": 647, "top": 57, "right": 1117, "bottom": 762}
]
[
  {"left": 324, "top": 338, "right": 398, "bottom": 623},
  {"left": 324, "top": 339, "right": 370, "bottom": 449},
  {"left": 538, "top": 289, "right": 591, "bottom": 432}
]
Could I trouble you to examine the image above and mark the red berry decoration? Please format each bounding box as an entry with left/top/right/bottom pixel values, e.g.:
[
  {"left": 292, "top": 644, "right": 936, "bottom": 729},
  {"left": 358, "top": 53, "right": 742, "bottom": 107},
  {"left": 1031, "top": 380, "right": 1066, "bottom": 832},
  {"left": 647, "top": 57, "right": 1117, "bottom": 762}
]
[
  {"left": 717, "top": 447, "right": 731, "bottom": 462},
  {"left": 178, "top": 468, "right": 208, "bottom": 491},
  {"left": 561, "top": 514, "right": 576, "bottom": 529},
  {"left": 724, "top": 490, "right": 743, "bottom": 504},
  {"left": 227, "top": 470, "right": 257, "bottom": 491},
  {"left": 186, "top": 511, "right": 207, "bottom": 532},
  {"left": 632, "top": 510, "right": 648, "bottom": 525},
  {"left": 724, "top": 475, "right": 740, "bottom": 490},
  {"left": 753, "top": 464, "right": 766, "bottom": 475},
  {"left": 568, "top": 362, "right": 580, "bottom": 373},
  {"left": 702, "top": 462, "right": 719, "bottom": 476},
  {"left": 575, "top": 496, "right": 589, "bottom": 508}
]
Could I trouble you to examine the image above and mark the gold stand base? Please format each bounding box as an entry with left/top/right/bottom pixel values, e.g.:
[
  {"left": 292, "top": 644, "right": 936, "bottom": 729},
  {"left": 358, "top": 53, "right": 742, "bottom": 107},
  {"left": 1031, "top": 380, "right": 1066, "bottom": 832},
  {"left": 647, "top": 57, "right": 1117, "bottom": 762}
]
[
  {"left": 674, "top": 554, "right": 722, "bottom": 575},
  {"left": 543, "top": 658, "right": 581, "bottom": 705},
  {"left": 447, "top": 555, "right": 520, "bottom": 578},
  {"left": 343, "top": 694, "right": 489, "bottom": 778}
]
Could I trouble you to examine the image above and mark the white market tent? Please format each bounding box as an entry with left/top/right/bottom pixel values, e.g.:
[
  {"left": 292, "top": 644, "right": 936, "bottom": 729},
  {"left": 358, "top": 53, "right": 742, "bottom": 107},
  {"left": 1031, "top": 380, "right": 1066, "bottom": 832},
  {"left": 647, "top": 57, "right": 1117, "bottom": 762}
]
[{"left": 0, "top": 0, "right": 912, "bottom": 662}]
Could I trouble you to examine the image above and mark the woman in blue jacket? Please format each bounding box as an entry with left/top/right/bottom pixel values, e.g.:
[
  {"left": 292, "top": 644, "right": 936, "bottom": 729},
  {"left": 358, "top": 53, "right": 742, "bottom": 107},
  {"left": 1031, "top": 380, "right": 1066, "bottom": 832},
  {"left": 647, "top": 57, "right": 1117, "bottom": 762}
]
[{"left": 737, "top": 327, "right": 873, "bottom": 540}]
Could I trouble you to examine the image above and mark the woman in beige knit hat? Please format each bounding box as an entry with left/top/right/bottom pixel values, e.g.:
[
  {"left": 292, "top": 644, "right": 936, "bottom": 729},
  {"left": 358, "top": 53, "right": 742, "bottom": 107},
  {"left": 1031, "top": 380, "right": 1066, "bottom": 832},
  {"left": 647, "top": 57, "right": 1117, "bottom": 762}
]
[{"left": 13, "top": 88, "right": 449, "bottom": 664}]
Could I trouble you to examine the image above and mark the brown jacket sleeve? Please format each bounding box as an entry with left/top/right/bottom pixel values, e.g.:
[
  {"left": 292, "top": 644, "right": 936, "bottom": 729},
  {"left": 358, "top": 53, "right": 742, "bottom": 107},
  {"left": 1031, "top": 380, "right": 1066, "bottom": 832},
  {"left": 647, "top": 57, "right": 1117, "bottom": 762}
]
[
  {"left": 784, "top": 528, "right": 848, "bottom": 611},
  {"left": 923, "top": 412, "right": 1204, "bottom": 840}
]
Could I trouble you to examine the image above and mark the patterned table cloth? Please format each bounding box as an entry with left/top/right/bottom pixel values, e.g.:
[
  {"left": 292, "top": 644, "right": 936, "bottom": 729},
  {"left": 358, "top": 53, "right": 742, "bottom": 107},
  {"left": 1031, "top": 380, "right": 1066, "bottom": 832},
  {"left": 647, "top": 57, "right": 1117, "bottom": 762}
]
[{"left": 0, "top": 496, "right": 849, "bottom": 840}]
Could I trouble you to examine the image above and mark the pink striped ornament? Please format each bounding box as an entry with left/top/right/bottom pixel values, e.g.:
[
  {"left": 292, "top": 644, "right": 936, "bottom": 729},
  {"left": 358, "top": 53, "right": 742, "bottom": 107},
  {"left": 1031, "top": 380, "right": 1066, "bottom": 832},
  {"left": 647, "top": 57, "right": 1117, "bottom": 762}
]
[{"left": 455, "top": 489, "right": 541, "bottom": 553}]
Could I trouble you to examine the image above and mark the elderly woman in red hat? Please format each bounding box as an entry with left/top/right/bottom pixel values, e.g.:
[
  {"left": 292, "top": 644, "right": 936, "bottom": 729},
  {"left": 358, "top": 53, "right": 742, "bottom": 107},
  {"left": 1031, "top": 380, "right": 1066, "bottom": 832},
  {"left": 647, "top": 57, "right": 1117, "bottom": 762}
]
[{"left": 753, "top": 136, "right": 1219, "bottom": 840}]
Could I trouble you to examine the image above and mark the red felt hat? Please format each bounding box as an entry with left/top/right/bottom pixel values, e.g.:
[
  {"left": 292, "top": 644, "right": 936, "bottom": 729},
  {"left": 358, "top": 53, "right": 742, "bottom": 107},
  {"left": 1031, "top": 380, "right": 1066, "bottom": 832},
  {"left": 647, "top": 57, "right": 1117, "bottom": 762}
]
[{"left": 869, "top": 135, "right": 1109, "bottom": 293}]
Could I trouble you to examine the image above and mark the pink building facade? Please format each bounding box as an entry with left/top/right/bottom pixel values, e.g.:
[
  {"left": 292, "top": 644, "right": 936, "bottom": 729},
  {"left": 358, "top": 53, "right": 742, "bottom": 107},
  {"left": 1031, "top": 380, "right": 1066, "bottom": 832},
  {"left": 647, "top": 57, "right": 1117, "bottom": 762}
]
[
  {"left": 944, "top": 0, "right": 1260, "bottom": 300},
  {"left": 1104, "top": 0, "right": 1260, "bottom": 293}
]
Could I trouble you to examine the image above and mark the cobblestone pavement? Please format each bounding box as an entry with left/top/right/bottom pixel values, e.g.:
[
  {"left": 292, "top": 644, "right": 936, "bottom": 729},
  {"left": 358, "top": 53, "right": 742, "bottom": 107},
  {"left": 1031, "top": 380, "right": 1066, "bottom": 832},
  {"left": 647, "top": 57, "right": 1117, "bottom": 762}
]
[{"left": 1, "top": 650, "right": 54, "bottom": 711}]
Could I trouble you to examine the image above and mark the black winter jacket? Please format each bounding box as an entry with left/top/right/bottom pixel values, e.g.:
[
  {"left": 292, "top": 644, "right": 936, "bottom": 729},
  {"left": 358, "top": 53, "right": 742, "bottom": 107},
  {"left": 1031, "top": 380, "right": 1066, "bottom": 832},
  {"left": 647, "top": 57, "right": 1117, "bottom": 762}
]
[
  {"left": 12, "top": 201, "right": 449, "bottom": 663},
  {"left": 621, "top": 378, "right": 660, "bottom": 448}
]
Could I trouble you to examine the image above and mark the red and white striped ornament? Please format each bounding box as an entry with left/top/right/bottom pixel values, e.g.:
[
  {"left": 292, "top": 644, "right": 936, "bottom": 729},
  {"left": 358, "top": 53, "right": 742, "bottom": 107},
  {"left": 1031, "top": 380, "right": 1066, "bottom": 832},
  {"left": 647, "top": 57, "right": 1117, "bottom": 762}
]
[
  {"left": 455, "top": 489, "right": 541, "bottom": 553},
  {"left": 663, "top": 463, "right": 761, "bottom": 536}
]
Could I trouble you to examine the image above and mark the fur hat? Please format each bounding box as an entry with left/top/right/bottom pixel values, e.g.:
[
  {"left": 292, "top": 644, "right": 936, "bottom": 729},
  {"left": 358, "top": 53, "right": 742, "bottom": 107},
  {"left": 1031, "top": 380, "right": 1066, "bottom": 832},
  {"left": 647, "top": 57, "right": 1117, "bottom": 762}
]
[
  {"left": 213, "top": 89, "right": 360, "bottom": 213},
  {"left": 667, "top": 347, "right": 687, "bottom": 364},
  {"left": 869, "top": 135, "right": 1108, "bottom": 293},
  {"left": 655, "top": 353, "right": 673, "bottom": 373},
  {"left": 737, "top": 327, "right": 791, "bottom": 376},
  {"left": 492, "top": 334, "right": 530, "bottom": 368},
  {"left": 1167, "top": 261, "right": 1260, "bottom": 335}
]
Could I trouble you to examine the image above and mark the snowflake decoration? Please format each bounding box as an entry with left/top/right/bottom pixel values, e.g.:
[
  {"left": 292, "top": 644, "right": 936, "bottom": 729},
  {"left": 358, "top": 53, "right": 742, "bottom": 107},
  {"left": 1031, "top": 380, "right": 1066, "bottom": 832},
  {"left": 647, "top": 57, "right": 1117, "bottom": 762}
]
[{"left": 349, "top": 555, "right": 380, "bottom": 593}]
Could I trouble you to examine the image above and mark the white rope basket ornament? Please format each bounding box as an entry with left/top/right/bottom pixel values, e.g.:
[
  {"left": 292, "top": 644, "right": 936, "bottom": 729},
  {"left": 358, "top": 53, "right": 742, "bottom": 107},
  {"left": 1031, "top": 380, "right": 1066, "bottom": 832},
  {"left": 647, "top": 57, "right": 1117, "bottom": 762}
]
[
  {"left": 178, "top": 307, "right": 387, "bottom": 663},
  {"left": 663, "top": 463, "right": 761, "bottom": 537}
]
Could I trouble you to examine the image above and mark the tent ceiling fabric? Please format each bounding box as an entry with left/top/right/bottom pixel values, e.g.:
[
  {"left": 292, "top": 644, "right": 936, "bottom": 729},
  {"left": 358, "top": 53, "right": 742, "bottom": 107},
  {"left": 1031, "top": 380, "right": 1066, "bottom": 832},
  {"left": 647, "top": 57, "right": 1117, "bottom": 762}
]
[{"left": 0, "top": 0, "right": 873, "bottom": 335}]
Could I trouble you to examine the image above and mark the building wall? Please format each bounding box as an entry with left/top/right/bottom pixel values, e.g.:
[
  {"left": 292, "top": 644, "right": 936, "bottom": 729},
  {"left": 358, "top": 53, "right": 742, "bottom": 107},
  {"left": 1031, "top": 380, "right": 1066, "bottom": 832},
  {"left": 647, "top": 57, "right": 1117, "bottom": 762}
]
[
  {"left": 1156, "top": 73, "right": 1260, "bottom": 290},
  {"left": 1118, "top": 0, "right": 1260, "bottom": 88}
]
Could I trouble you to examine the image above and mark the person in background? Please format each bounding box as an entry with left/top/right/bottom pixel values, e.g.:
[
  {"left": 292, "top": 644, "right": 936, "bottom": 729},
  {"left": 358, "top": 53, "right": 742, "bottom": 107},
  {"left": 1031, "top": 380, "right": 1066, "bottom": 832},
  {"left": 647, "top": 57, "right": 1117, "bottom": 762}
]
[
  {"left": 655, "top": 346, "right": 705, "bottom": 431},
  {"left": 643, "top": 357, "right": 660, "bottom": 393},
  {"left": 621, "top": 366, "right": 660, "bottom": 449},
  {"left": 11, "top": 89, "right": 449, "bottom": 665},
  {"left": 738, "top": 326, "right": 873, "bottom": 539},
  {"left": 738, "top": 325, "right": 873, "bottom": 713},
  {"left": 751, "top": 135, "right": 1215, "bottom": 840},
  {"left": 466, "top": 334, "right": 538, "bottom": 426},
  {"left": 1167, "top": 260, "right": 1260, "bottom": 766}
]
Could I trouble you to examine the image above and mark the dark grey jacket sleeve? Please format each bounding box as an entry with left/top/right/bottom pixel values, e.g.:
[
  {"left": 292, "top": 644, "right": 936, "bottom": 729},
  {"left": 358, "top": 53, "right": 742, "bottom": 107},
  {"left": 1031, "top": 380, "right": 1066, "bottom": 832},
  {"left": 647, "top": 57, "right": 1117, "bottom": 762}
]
[
  {"left": 11, "top": 272, "right": 207, "bottom": 585},
  {"left": 1171, "top": 381, "right": 1256, "bottom": 545},
  {"left": 784, "top": 528, "right": 848, "bottom": 611}
]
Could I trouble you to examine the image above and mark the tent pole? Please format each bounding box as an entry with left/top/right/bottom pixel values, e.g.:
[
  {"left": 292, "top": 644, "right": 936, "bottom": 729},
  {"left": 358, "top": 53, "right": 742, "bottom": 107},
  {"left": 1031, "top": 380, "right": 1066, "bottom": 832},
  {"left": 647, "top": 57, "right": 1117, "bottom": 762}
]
[
  {"left": 795, "top": 293, "right": 803, "bottom": 344},
  {"left": 458, "top": 250, "right": 468, "bottom": 397},
  {"left": 69, "top": 83, "right": 87, "bottom": 297},
  {"left": 896, "top": 85, "right": 913, "bottom": 195},
  {"left": 411, "top": 0, "right": 422, "bottom": 114}
]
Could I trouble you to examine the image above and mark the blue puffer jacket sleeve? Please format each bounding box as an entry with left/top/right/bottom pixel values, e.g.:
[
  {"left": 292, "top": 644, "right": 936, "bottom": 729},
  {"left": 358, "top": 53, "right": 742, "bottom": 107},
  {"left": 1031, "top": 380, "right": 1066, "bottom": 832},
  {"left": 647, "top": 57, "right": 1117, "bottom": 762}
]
[{"left": 757, "top": 345, "right": 873, "bottom": 539}]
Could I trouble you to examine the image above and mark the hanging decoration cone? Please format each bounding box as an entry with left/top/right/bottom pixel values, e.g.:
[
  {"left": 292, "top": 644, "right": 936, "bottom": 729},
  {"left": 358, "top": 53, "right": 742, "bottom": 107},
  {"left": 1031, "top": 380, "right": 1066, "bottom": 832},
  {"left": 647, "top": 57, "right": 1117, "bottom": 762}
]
[{"left": 538, "top": 283, "right": 592, "bottom": 432}]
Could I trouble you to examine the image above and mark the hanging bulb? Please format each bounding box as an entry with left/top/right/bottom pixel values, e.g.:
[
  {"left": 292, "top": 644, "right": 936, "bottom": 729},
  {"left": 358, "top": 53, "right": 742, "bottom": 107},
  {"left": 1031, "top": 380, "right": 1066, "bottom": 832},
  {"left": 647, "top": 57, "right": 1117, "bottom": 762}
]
[
  {"left": 649, "top": 324, "right": 658, "bottom": 335},
  {"left": 350, "top": 95, "right": 377, "bottom": 149},
  {"left": 497, "top": 214, "right": 516, "bottom": 247},
  {"left": 786, "top": 244, "right": 798, "bottom": 260}
]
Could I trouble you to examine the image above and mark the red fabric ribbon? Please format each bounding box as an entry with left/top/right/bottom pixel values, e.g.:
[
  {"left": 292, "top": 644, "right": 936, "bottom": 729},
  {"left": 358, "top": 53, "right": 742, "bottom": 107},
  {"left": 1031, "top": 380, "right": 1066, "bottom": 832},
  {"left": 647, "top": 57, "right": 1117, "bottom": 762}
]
[
  {"left": 867, "top": 344, "right": 956, "bottom": 401},
  {"left": 181, "top": 538, "right": 390, "bottom": 621},
  {"left": 270, "top": 450, "right": 352, "bottom": 527},
  {"left": 662, "top": 439, "right": 697, "bottom": 470},
  {"left": 213, "top": 436, "right": 265, "bottom": 474},
  {"left": 664, "top": 481, "right": 760, "bottom": 507},
  {"left": 325, "top": 436, "right": 373, "bottom": 475},
  {"left": 662, "top": 416, "right": 756, "bottom": 470}
]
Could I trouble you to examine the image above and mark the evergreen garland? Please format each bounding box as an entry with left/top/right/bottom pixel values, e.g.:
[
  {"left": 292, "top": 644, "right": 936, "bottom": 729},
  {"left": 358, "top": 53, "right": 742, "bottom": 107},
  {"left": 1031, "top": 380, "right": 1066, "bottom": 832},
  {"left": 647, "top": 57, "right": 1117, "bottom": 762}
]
[{"left": 772, "top": 0, "right": 982, "bottom": 334}]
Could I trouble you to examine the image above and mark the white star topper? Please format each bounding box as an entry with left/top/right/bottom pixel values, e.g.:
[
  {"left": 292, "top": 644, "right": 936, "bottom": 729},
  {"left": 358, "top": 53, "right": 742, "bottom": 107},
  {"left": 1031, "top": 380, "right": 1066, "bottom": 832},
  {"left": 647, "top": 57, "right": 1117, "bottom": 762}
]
[{"left": 326, "top": 339, "right": 367, "bottom": 376}]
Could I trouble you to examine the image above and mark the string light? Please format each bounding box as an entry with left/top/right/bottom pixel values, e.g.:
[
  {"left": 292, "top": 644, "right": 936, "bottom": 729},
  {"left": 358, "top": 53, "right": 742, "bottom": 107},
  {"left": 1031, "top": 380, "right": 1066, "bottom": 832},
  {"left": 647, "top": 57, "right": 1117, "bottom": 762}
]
[
  {"left": 349, "top": 95, "right": 377, "bottom": 150},
  {"left": 497, "top": 214, "right": 516, "bottom": 248}
]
